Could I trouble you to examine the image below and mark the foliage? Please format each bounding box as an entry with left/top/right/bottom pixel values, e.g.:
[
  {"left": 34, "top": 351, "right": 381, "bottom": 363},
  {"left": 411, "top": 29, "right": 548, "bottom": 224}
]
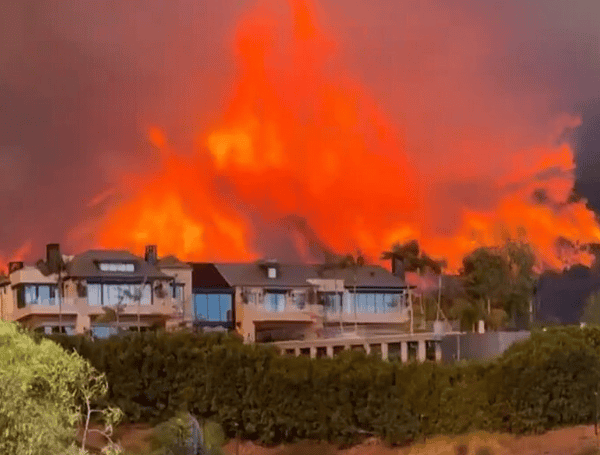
[
  {"left": 581, "top": 290, "right": 600, "bottom": 325},
  {"left": 381, "top": 240, "right": 446, "bottom": 274},
  {"left": 489, "top": 328, "right": 600, "bottom": 433},
  {"left": 448, "top": 298, "right": 482, "bottom": 332},
  {"left": 460, "top": 240, "right": 537, "bottom": 328},
  {"left": 0, "top": 320, "right": 123, "bottom": 455},
  {"left": 484, "top": 308, "right": 509, "bottom": 331},
  {"left": 46, "top": 326, "right": 600, "bottom": 447}
]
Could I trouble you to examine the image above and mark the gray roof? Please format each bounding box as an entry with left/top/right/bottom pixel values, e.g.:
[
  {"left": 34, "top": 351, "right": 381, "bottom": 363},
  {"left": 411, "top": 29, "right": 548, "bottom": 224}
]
[
  {"left": 214, "top": 263, "right": 317, "bottom": 288},
  {"left": 66, "top": 250, "right": 171, "bottom": 280},
  {"left": 213, "top": 262, "right": 407, "bottom": 289},
  {"left": 316, "top": 265, "right": 408, "bottom": 288},
  {"left": 156, "top": 255, "right": 192, "bottom": 269}
]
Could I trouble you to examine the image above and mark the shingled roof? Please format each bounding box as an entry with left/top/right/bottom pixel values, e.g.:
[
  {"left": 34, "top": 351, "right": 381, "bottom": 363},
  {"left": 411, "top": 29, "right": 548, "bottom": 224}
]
[
  {"left": 211, "top": 262, "right": 408, "bottom": 289},
  {"left": 66, "top": 250, "right": 171, "bottom": 280}
]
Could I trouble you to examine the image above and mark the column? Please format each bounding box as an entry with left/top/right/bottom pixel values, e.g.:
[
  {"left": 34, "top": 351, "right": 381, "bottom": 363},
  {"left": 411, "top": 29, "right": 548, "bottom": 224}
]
[
  {"left": 400, "top": 342, "right": 408, "bottom": 363},
  {"left": 326, "top": 345, "right": 334, "bottom": 358},
  {"left": 435, "top": 341, "right": 442, "bottom": 362},
  {"left": 381, "top": 343, "right": 389, "bottom": 361},
  {"left": 294, "top": 347, "right": 300, "bottom": 357},
  {"left": 310, "top": 346, "right": 317, "bottom": 359},
  {"left": 76, "top": 315, "right": 90, "bottom": 334},
  {"left": 364, "top": 344, "right": 371, "bottom": 355},
  {"left": 417, "top": 340, "right": 426, "bottom": 362}
]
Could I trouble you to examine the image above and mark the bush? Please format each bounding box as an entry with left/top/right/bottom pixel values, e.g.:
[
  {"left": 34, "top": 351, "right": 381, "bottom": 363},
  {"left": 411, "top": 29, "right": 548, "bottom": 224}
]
[
  {"left": 489, "top": 328, "right": 600, "bottom": 433},
  {"left": 45, "top": 326, "right": 600, "bottom": 446},
  {"left": 0, "top": 321, "right": 122, "bottom": 455}
]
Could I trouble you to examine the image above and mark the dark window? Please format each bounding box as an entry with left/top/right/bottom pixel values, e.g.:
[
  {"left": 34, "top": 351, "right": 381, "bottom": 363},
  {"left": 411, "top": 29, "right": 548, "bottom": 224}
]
[{"left": 16, "top": 287, "right": 25, "bottom": 308}]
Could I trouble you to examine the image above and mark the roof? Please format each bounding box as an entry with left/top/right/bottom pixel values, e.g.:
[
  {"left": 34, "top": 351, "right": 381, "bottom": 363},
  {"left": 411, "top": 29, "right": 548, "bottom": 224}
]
[
  {"left": 211, "top": 262, "right": 407, "bottom": 289},
  {"left": 316, "top": 265, "right": 408, "bottom": 288},
  {"left": 214, "top": 263, "right": 319, "bottom": 288},
  {"left": 156, "top": 255, "right": 192, "bottom": 269},
  {"left": 66, "top": 250, "right": 170, "bottom": 280},
  {"left": 190, "top": 263, "right": 232, "bottom": 290},
  {"left": 0, "top": 274, "right": 9, "bottom": 286}
]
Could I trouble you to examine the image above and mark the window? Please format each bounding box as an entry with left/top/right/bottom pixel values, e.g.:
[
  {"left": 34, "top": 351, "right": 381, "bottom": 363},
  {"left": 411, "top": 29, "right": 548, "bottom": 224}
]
[
  {"left": 98, "top": 263, "right": 135, "bottom": 273},
  {"left": 87, "top": 283, "right": 151, "bottom": 306},
  {"left": 347, "top": 292, "right": 404, "bottom": 314},
  {"left": 171, "top": 283, "right": 184, "bottom": 301},
  {"left": 16, "top": 284, "right": 57, "bottom": 307},
  {"left": 267, "top": 267, "right": 277, "bottom": 279},
  {"left": 193, "top": 293, "right": 232, "bottom": 322},
  {"left": 90, "top": 324, "right": 119, "bottom": 339},
  {"left": 264, "top": 292, "right": 286, "bottom": 312},
  {"left": 291, "top": 291, "right": 306, "bottom": 309},
  {"left": 323, "top": 293, "right": 342, "bottom": 315}
]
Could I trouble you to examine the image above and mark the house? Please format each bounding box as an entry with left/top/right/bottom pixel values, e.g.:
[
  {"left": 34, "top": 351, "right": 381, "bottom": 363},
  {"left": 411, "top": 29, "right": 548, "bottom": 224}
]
[
  {"left": 188, "top": 259, "right": 411, "bottom": 343},
  {"left": 0, "top": 244, "right": 192, "bottom": 337}
]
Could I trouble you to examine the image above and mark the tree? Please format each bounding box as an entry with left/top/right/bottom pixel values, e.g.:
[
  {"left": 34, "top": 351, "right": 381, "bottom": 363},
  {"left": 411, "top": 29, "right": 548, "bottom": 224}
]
[
  {"left": 502, "top": 240, "right": 537, "bottom": 328},
  {"left": 459, "top": 240, "right": 537, "bottom": 330},
  {"left": 581, "top": 290, "right": 600, "bottom": 325},
  {"left": 0, "top": 320, "right": 123, "bottom": 455},
  {"left": 382, "top": 240, "right": 447, "bottom": 330},
  {"left": 381, "top": 240, "right": 446, "bottom": 274},
  {"left": 460, "top": 246, "right": 508, "bottom": 315}
]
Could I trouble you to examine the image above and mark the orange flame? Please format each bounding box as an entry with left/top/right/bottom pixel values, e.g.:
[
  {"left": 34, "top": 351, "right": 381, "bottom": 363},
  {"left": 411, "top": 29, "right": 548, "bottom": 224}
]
[{"left": 96, "top": 0, "right": 600, "bottom": 274}]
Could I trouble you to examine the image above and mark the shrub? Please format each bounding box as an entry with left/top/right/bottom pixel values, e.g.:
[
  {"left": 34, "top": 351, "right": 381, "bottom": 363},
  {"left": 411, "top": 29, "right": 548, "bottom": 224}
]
[
  {"left": 490, "top": 328, "right": 600, "bottom": 433},
  {"left": 0, "top": 321, "right": 122, "bottom": 455}
]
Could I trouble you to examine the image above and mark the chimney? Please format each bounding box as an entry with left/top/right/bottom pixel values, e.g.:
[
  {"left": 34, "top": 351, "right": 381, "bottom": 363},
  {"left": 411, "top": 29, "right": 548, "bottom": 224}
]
[
  {"left": 8, "top": 261, "right": 24, "bottom": 273},
  {"left": 46, "top": 244, "right": 62, "bottom": 274},
  {"left": 145, "top": 245, "right": 157, "bottom": 265},
  {"left": 391, "top": 255, "right": 405, "bottom": 281}
]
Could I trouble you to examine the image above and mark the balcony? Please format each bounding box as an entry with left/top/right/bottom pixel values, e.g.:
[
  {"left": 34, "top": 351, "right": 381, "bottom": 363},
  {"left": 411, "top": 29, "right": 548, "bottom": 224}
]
[{"left": 13, "top": 300, "right": 79, "bottom": 320}]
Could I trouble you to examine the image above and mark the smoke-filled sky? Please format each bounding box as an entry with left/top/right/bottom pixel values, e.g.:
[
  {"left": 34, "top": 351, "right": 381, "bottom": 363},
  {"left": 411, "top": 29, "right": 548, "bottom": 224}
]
[{"left": 1, "top": 0, "right": 599, "bottom": 272}]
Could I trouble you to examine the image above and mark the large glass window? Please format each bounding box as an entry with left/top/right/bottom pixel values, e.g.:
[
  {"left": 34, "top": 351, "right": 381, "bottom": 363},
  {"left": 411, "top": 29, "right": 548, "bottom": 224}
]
[
  {"left": 323, "top": 293, "right": 342, "bottom": 315},
  {"left": 87, "top": 283, "right": 151, "bottom": 307},
  {"left": 346, "top": 292, "right": 404, "bottom": 314},
  {"left": 88, "top": 284, "right": 101, "bottom": 306},
  {"left": 264, "top": 292, "right": 286, "bottom": 312},
  {"left": 18, "top": 284, "right": 57, "bottom": 307},
  {"left": 193, "top": 293, "right": 232, "bottom": 322},
  {"left": 90, "top": 324, "right": 119, "bottom": 339}
]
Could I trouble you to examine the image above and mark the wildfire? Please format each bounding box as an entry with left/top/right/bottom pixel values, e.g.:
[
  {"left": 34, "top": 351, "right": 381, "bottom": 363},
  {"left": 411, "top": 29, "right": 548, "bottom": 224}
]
[{"left": 94, "top": 0, "right": 600, "bottom": 274}]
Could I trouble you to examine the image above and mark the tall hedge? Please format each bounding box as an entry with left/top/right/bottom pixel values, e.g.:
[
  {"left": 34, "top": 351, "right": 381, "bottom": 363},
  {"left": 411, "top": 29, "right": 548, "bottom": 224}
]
[{"left": 47, "top": 326, "right": 600, "bottom": 446}]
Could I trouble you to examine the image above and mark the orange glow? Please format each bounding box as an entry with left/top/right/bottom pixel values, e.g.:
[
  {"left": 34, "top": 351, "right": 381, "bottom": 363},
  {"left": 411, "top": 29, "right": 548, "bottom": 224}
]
[
  {"left": 95, "top": 0, "right": 600, "bottom": 273},
  {"left": 0, "top": 240, "right": 33, "bottom": 274}
]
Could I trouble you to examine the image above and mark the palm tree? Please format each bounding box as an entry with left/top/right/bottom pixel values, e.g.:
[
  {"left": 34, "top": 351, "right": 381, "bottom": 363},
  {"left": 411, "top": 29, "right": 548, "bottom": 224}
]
[
  {"left": 339, "top": 251, "right": 365, "bottom": 333},
  {"left": 382, "top": 240, "right": 447, "bottom": 331}
]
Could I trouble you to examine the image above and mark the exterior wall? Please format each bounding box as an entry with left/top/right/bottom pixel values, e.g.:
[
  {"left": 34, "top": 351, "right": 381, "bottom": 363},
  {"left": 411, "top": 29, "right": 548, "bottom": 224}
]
[
  {"left": 158, "top": 266, "right": 193, "bottom": 326},
  {"left": 440, "top": 331, "right": 531, "bottom": 363},
  {"left": 0, "top": 283, "right": 12, "bottom": 321},
  {"left": 234, "top": 285, "right": 409, "bottom": 343},
  {"left": 8, "top": 273, "right": 175, "bottom": 334},
  {"left": 234, "top": 286, "right": 323, "bottom": 342}
]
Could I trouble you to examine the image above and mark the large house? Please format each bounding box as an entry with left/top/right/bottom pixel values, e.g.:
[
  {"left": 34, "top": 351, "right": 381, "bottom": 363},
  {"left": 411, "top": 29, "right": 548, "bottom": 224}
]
[
  {"left": 189, "top": 259, "right": 412, "bottom": 342},
  {"left": 0, "top": 244, "right": 193, "bottom": 337},
  {"left": 0, "top": 244, "right": 412, "bottom": 343}
]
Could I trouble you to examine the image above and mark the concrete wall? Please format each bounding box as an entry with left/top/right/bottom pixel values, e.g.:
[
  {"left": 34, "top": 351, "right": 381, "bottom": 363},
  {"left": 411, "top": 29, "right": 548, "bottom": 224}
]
[{"left": 440, "top": 331, "right": 531, "bottom": 363}]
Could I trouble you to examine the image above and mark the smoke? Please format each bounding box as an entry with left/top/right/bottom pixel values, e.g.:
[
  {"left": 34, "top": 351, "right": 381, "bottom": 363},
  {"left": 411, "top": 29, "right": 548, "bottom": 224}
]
[{"left": 1, "top": 0, "right": 600, "bottom": 271}]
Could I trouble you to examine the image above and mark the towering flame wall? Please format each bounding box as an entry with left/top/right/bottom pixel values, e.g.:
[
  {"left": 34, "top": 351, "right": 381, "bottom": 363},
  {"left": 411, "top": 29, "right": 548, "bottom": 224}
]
[{"left": 85, "top": 0, "right": 600, "bottom": 274}]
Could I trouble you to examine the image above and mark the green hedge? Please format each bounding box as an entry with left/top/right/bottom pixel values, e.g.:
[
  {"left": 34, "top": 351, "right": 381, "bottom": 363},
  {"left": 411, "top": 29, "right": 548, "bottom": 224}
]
[{"left": 46, "top": 326, "right": 600, "bottom": 446}]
